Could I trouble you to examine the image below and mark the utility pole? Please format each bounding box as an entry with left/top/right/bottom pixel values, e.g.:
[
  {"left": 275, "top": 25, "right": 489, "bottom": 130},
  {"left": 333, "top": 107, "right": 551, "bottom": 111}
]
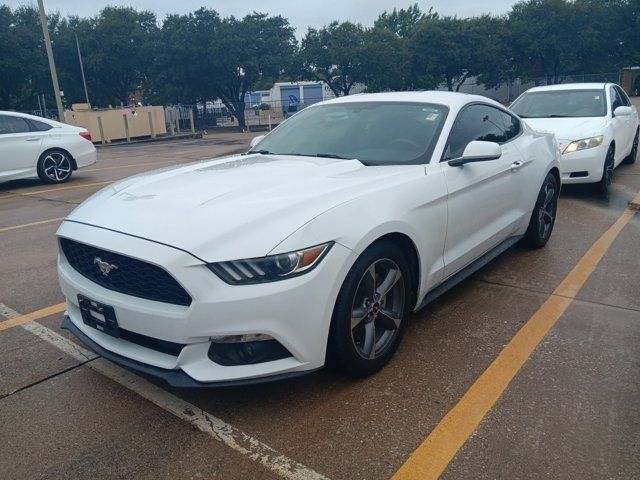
[
  {"left": 37, "top": 0, "right": 64, "bottom": 123},
  {"left": 75, "top": 33, "right": 90, "bottom": 106}
]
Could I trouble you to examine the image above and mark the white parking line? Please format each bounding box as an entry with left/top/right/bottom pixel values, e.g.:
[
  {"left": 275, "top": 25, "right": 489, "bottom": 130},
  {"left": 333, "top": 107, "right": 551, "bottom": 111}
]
[{"left": 0, "top": 303, "right": 328, "bottom": 480}]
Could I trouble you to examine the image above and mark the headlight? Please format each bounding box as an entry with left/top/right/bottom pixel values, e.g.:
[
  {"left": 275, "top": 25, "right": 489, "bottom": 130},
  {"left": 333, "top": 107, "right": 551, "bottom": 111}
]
[
  {"left": 563, "top": 136, "right": 603, "bottom": 154},
  {"left": 207, "top": 242, "right": 333, "bottom": 285}
]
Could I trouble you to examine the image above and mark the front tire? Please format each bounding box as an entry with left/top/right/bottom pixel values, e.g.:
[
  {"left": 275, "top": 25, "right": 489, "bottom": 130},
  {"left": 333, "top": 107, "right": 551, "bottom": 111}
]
[
  {"left": 327, "top": 241, "right": 412, "bottom": 377},
  {"left": 594, "top": 145, "right": 615, "bottom": 194},
  {"left": 37, "top": 149, "right": 73, "bottom": 184},
  {"left": 622, "top": 129, "right": 638, "bottom": 165},
  {"left": 523, "top": 172, "right": 559, "bottom": 249}
]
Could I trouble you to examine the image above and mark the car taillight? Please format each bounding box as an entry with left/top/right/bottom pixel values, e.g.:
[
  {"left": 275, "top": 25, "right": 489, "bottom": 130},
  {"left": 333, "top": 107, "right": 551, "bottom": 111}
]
[{"left": 79, "top": 132, "right": 92, "bottom": 142}]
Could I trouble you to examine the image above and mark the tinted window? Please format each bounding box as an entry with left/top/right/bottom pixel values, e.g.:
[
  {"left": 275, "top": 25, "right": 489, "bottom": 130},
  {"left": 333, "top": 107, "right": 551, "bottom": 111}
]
[
  {"left": 510, "top": 89, "right": 606, "bottom": 118},
  {"left": 256, "top": 102, "right": 449, "bottom": 166},
  {"left": 498, "top": 110, "right": 521, "bottom": 141},
  {"left": 0, "top": 115, "right": 30, "bottom": 134},
  {"left": 28, "top": 119, "right": 53, "bottom": 131},
  {"left": 444, "top": 105, "right": 514, "bottom": 160},
  {"left": 614, "top": 86, "right": 631, "bottom": 107},
  {"left": 610, "top": 87, "right": 623, "bottom": 111}
]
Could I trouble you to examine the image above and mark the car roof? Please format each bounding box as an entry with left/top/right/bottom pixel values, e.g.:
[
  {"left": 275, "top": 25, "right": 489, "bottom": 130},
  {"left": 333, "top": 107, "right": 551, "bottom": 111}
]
[
  {"left": 0, "top": 110, "right": 63, "bottom": 126},
  {"left": 317, "top": 90, "right": 506, "bottom": 110},
  {"left": 525, "top": 83, "right": 611, "bottom": 93}
]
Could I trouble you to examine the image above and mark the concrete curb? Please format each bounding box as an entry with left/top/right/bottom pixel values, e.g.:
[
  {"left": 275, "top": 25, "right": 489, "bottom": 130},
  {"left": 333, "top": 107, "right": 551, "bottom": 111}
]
[{"left": 95, "top": 131, "right": 203, "bottom": 148}]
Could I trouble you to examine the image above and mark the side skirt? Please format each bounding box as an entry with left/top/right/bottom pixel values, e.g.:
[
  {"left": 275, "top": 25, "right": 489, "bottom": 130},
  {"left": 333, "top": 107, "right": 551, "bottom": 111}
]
[{"left": 414, "top": 235, "right": 524, "bottom": 312}]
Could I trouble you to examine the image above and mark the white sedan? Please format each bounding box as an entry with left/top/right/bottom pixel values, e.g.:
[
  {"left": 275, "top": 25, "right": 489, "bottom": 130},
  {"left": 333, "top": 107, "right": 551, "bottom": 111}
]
[
  {"left": 57, "top": 92, "right": 560, "bottom": 387},
  {"left": 0, "top": 111, "right": 96, "bottom": 184},
  {"left": 510, "top": 83, "right": 639, "bottom": 193}
]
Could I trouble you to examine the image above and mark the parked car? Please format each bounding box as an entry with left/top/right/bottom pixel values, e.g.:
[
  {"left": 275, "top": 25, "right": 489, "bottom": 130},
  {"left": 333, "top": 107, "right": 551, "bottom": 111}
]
[
  {"left": 57, "top": 92, "right": 560, "bottom": 387},
  {"left": 510, "top": 83, "right": 639, "bottom": 193},
  {"left": 0, "top": 111, "right": 96, "bottom": 184}
]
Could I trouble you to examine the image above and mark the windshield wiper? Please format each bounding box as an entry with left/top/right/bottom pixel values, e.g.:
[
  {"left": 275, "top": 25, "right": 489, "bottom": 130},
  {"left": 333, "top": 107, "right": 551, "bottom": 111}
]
[
  {"left": 246, "top": 149, "right": 273, "bottom": 155},
  {"left": 547, "top": 114, "right": 571, "bottom": 118},
  {"left": 314, "top": 153, "right": 353, "bottom": 160}
]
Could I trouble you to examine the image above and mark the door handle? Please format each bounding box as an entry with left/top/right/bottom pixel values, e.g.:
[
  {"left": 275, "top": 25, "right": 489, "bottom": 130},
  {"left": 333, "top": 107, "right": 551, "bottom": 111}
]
[
  {"left": 26, "top": 137, "right": 40, "bottom": 142},
  {"left": 510, "top": 160, "right": 524, "bottom": 170}
]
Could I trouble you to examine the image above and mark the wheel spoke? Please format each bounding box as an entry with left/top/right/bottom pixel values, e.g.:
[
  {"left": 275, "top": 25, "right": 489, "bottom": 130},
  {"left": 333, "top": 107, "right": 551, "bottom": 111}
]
[
  {"left": 376, "top": 268, "right": 401, "bottom": 298},
  {"left": 362, "top": 322, "right": 376, "bottom": 359},
  {"left": 351, "top": 307, "right": 368, "bottom": 330},
  {"left": 367, "top": 264, "right": 377, "bottom": 297},
  {"left": 544, "top": 186, "right": 554, "bottom": 205},
  {"left": 378, "top": 309, "right": 401, "bottom": 330}
]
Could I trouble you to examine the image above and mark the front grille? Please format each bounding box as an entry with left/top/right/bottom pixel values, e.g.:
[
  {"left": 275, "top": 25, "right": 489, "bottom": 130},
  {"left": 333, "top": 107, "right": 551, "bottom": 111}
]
[{"left": 60, "top": 238, "right": 192, "bottom": 306}]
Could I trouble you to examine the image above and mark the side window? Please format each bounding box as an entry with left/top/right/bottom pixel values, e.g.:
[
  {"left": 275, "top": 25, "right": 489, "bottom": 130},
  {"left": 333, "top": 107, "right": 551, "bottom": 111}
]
[
  {"left": 444, "top": 105, "right": 511, "bottom": 160},
  {"left": 497, "top": 110, "right": 521, "bottom": 141},
  {"left": 610, "top": 87, "right": 623, "bottom": 112},
  {"left": 28, "top": 119, "right": 53, "bottom": 132},
  {"left": 0, "top": 115, "right": 31, "bottom": 135},
  {"left": 615, "top": 86, "right": 631, "bottom": 107}
]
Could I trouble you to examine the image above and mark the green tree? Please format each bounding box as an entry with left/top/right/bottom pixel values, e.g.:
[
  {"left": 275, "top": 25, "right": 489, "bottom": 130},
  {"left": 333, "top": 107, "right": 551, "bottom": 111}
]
[
  {"left": 300, "top": 22, "right": 368, "bottom": 96},
  {"left": 410, "top": 16, "right": 479, "bottom": 91},
  {"left": 153, "top": 9, "right": 295, "bottom": 129},
  {"left": 0, "top": 6, "right": 58, "bottom": 111},
  {"left": 374, "top": 3, "right": 435, "bottom": 37},
  {"left": 361, "top": 26, "right": 412, "bottom": 91},
  {"left": 212, "top": 13, "right": 296, "bottom": 128},
  {"left": 508, "top": 0, "right": 581, "bottom": 84}
]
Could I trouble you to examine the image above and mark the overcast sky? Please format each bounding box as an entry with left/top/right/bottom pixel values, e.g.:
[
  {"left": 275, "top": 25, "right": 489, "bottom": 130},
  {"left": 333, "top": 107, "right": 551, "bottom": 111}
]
[{"left": 6, "top": 1, "right": 516, "bottom": 36}]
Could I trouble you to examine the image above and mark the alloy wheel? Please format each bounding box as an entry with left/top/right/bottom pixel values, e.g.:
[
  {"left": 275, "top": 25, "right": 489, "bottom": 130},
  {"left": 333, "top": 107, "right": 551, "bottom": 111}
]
[
  {"left": 350, "top": 258, "right": 405, "bottom": 360},
  {"left": 42, "top": 152, "right": 72, "bottom": 182},
  {"left": 604, "top": 149, "right": 614, "bottom": 187},
  {"left": 538, "top": 180, "right": 556, "bottom": 239}
]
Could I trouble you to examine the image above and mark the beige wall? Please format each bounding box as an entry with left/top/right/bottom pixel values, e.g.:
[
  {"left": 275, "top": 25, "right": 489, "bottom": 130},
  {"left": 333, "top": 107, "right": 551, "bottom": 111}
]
[{"left": 64, "top": 106, "right": 167, "bottom": 143}]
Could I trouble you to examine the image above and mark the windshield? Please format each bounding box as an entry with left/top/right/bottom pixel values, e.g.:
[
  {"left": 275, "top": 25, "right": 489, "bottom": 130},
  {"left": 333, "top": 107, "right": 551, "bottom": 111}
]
[
  {"left": 510, "top": 89, "right": 606, "bottom": 118},
  {"left": 253, "top": 101, "right": 449, "bottom": 165}
]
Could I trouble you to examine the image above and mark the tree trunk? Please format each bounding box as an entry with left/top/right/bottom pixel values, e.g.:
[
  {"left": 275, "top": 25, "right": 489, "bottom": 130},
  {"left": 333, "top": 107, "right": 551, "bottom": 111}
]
[{"left": 445, "top": 77, "right": 454, "bottom": 91}]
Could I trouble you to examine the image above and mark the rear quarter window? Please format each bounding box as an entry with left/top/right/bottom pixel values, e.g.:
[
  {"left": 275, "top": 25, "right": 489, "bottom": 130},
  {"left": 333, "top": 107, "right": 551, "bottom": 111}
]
[{"left": 28, "top": 119, "right": 53, "bottom": 131}]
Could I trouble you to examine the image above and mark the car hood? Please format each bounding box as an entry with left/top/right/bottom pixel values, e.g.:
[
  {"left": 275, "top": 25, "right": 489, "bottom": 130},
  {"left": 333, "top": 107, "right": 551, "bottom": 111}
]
[
  {"left": 522, "top": 117, "right": 608, "bottom": 151},
  {"left": 66, "top": 154, "right": 423, "bottom": 261}
]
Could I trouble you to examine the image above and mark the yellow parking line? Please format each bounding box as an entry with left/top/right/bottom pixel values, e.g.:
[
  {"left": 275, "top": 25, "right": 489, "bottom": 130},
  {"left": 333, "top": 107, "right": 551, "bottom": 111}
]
[
  {"left": 0, "top": 303, "right": 66, "bottom": 332},
  {"left": 0, "top": 216, "right": 66, "bottom": 233},
  {"left": 393, "top": 190, "right": 640, "bottom": 480}
]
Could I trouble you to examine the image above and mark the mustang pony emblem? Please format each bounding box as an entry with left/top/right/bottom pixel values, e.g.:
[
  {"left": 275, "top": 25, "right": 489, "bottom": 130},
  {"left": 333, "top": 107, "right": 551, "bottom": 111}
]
[{"left": 94, "top": 257, "right": 118, "bottom": 276}]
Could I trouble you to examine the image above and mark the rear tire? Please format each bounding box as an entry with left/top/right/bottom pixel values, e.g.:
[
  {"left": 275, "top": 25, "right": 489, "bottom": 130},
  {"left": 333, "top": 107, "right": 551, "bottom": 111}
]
[
  {"left": 594, "top": 146, "right": 615, "bottom": 194},
  {"left": 622, "top": 129, "right": 638, "bottom": 165},
  {"left": 327, "top": 241, "right": 412, "bottom": 377},
  {"left": 523, "top": 172, "right": 558, "bottom": 249},
  {"left": 37, "top": 149, "right": 73, "bottom": 184}
]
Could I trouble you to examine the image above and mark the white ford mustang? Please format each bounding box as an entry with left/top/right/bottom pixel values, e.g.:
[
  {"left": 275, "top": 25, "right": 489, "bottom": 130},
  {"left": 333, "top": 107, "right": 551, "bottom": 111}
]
[
  {"left": 57, "top": 92, "right": 560, "bottom": 387},
  {"left": 510, "top": 83, "right": 639, "bottom": 193}
]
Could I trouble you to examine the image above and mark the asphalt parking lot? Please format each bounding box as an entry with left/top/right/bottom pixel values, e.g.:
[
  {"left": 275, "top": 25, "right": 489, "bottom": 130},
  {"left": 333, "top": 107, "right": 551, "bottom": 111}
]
[{"left": 1, "top": 129, "right": 639, "bottom": 480}]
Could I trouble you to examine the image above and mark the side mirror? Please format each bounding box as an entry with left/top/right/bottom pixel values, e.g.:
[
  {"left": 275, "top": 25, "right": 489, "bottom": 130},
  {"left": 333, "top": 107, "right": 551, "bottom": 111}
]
[
  {"left": 448, "top": 141, "right": 502, "bottom": 167},
  {"left": 613, "top": 106, "right": 633, "bottom": 117},
  {"left": 250, "top": 135, "right": 265, "bottom": 149}
]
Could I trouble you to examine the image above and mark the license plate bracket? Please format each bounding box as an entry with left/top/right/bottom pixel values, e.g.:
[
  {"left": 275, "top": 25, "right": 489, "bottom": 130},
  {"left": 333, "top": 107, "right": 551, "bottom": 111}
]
[{"left": 78, "top": 294, "right": 120, "bottom": 337}]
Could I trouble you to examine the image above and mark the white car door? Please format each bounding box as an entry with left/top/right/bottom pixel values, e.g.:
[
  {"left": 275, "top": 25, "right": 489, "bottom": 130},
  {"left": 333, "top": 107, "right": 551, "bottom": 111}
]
[
  {"left": 609, "top": 86, "right": 634, "bottom": 163},
  {"left": 441, "top": 104, "right": 528, "bottom": 277},
  {"left": 0, "top": 114, "right": 44, "bottom": 181}
]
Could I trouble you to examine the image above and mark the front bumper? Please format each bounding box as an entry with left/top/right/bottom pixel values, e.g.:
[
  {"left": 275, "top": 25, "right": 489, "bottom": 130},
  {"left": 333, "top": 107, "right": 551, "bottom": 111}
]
[
  {"left": 559, "top": 144, "right": 606, "bottom": 184},
  {"left": 61, "top": 316, "right": 320, "bottom": 387},
  {"left": 57, "top": 220, "right": 357, "bottom": 385}
]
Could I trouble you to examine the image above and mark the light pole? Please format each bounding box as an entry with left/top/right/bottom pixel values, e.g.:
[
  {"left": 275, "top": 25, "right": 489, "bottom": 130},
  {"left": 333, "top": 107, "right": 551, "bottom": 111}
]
[
  {"left": 75, "top": 33, "right": 90, "bottom": 105},
  {"left": 37, "top": 0, "right": 64, "bottom": 122}
]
